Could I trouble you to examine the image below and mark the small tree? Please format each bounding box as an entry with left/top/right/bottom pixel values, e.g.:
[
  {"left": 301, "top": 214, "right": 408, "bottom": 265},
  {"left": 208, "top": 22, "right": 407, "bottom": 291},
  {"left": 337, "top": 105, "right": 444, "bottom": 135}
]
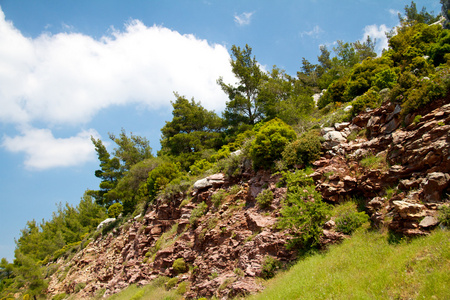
[{"left": 218, "top": 44, "right": 267, "bottom": 126}]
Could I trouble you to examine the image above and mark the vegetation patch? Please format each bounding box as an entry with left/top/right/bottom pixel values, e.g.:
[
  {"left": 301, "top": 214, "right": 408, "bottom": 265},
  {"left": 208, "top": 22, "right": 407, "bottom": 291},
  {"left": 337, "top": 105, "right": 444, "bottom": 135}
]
[{"left": 256, "top": 189, "right": 274, "bottom": 209}]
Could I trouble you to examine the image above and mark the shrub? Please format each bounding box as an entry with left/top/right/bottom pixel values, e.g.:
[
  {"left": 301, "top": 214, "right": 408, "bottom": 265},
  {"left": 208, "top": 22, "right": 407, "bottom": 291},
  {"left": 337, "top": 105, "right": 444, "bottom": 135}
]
[
  {"left": 52, "top": 293, "right": 68, "bottom": 300},
  {"left": 166, "top": 277, "right": 178, "bottom": 290},
  {"left": 176, "top": 281, "right": 188, "bottom": 295},
  {"left": 250, "top": 118, "right": 297, "bottom": 170},
  {"left": 438, "top": 204, "right": 450, "bottom": 227},
  {"left": 147, "top": 161, "right": 181, "bottom": 201},
  {"left": 108, "top": 203, "right": 123, "bottom": 218},
  {"left": 360, "top": 153, "right": 388, "bottom": 170},
  {"left": 374, "top": 68, "right": 398, "bottom": 89},
  {"left": 334, "top": 201, "right": 369, "bottom": 235},
  {"left": 282, "top": 132, "right": 321, "bottom": 168},
  {"left": 211, "top": 189, "right": 228, "bottom": 208},
  {"left": 349, "top": 88, "right": 381, "bottom": 117},
  {"left": 189, "top": 202, "right": 208, "bottom": 227},
  {"left": 172, "top": 258, "right": 187, "bottom": 275},
  {"left": 234, "top": 268, "right": 244, "bottom": 277},
  {"left": 277, "top": 169, "right": 314, "bottom": 191},
  {"left": 74, "top": 282, "right": 86, "bottom": 293},
  {"left": 413, "top": 114, "right": 422, "bottom": 124},
  {"left": 260, "top": 256, "right": 281, "bottom": 279},
  {"left": 256, "top": 189, "right": 274, "bottom": 209},
  {"left": 318, "top": 77, "right": 348, "bottom": 108},
  {"left": 278, "top": 185, "right": 331, "bottom": 249},
  {"left": 400, "top": 75, "right": 447, "bottom": 118},
  {"left": 189, "top": 159, "right": 213, "bottom": 176}
]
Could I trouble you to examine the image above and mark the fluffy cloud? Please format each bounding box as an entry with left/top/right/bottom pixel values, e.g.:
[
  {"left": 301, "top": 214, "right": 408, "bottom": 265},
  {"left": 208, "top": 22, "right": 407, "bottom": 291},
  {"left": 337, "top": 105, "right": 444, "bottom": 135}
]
[
  {"left": 300, "top": 25, "right": 323, "bottom": 38},
  {"left": 234, "top": 12, "right": 254, "bottom": 26},
  {"left": 0, "top": 7, "right": 236, "bottom": 170},
  {"left": 362, "top": 24, "right": 390, "bottom": 55},
  {"left": 0, "top": 9, "right": 234, "bottom": 127},
  {"left": 2, "top": 128, "right": 100, "bottom": 170}
]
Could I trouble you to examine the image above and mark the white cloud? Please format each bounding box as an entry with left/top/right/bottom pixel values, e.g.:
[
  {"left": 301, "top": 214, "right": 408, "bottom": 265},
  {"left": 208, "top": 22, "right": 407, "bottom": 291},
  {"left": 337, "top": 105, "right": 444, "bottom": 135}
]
[
  {"left": 300, "top": 25, "right": 323, "bottom": 38},
  {"left": 234, "top": 12, "right": 254, "bottom": 26},
  {"left": 0, "top": 7, "right": 237, "bottom": 170},
  {"left": 0, "top": 8, "right": 234, "bottom": 127},
  {"left": 389, "top": 9, "right": 400, "bottom": 17},
  {"left": 362, "top": 24, "right": 390, "bottom": 55},
  {"left": 2, "top": 128, "right": 100, "bottom": 170}
]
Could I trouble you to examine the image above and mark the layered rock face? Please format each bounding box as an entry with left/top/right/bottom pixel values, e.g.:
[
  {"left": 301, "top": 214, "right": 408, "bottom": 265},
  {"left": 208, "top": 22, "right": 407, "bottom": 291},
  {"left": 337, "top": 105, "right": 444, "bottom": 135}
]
[
  {"left": 47, "top": 172, "right": 295, "bottom": 299},
  {"left": 314, "top": 99, "right": 450, "bottom": 236}
]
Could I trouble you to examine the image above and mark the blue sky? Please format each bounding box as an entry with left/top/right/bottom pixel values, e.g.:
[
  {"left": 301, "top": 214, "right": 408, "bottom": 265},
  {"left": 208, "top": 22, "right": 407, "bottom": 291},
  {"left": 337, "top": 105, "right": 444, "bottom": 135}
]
[{"left": 0, "top": 0, "right": 441, "bottom": 261}]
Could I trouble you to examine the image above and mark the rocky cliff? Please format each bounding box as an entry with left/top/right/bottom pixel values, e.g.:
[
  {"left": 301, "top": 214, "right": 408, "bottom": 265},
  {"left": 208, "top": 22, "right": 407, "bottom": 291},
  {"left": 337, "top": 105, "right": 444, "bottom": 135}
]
[{"left": 45, "top": 97, "right": 450, "bottom": 299}]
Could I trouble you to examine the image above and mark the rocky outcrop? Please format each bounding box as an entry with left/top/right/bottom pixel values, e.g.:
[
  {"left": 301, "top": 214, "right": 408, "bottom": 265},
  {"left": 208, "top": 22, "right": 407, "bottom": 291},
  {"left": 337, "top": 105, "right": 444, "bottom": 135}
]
[
  {"left": 313, "top": 99, "right": 450, "bottom": 237},
  {"left": 47, "top": 172, "right": 295, "bottom": 299}
]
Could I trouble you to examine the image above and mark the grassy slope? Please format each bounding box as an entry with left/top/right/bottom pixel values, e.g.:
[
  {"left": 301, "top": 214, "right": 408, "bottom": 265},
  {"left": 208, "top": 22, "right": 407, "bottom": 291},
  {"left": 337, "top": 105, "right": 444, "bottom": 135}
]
[
  {"left": 249, "top": 229, "right": 450, "bottom": 300},
  {"left": 103, "top": 282, "right": 182, "bottom": 300}
]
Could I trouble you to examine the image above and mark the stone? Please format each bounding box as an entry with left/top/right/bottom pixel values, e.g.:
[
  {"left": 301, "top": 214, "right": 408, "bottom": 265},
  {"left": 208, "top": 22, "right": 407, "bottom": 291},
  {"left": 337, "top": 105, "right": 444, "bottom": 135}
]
[
  {"left": 335, "top": 122, "right": 350, "bottom": 131},
  {"left": 419, "top": 216, "right": 439, "bottom": 228},
  {"left": 321, "top": 127, "right": 335, "bottom": 135},
  {"left": 421, "top": 172, "right": 450, "bottom": 203},
  {"left": 323, "top": 131, "right": 347, "bottom": 149},
  {"left": 344, "top": 105, "right": 352, "bottom": 112},
  {"left": 96, "top": 218, "right": 116, "bottom": 230},
  {"left": 392, "top": 201, "right": 427, "bottom": 219},
  {"left": 231, "top": 149, "right": 242, "bottom": 156},
  {"left": 193, "top": 173, "right": 225, "bottom": 190}
]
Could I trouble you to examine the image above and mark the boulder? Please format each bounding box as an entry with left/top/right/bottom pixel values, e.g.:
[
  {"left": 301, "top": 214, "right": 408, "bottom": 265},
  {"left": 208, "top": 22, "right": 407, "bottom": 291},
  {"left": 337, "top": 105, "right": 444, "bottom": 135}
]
[
  {"left": 421, "top": 172, "right": 450, "bottom": 203},
  {"left": 323, "top": 131, "right": 346, "bottom": 149},
  {"left": 335, "top": 122, "right": 350, "bottom": 131},
  {"left": 419, "top": 216, "right": 439, "bottom": 228},
  {"left": 97, "top": 218, "right": 116, "bottom": 230},
  {"left": 193, "top": 173, "right": 225, "bottom": 190},
  {"left": 392, "top": 201, "right": 427, "bottom": 219}
]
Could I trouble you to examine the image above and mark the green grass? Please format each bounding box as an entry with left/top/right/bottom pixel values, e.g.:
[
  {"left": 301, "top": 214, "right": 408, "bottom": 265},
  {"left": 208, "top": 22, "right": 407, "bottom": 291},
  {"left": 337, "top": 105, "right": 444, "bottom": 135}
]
[
  {"left": 248, "top": 229, "right": 450, "bottom": 300},
  {"left": 359, "top": 153, "right": 388, "bottom": 170},
  {"left": 106, "top": 280, "right": 181, "bottom": 300}
]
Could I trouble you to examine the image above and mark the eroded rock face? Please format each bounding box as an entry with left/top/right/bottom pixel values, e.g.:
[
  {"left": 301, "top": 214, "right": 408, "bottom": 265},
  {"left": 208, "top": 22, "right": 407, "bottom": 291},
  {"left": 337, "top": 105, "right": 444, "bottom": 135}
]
[
  {"left": 314, "top": 98, "right": 450, "bottom": 237},
  {"left": 47, "top": 172, "right": 295, "bottom": 299},
  {"left": 46, "top": 97, "right": 450, "bottom": 299}
]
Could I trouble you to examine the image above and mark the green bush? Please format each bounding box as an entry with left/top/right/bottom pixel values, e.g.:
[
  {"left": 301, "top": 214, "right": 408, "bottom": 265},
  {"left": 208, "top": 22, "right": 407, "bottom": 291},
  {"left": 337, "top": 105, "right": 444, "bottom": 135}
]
[
  {"left": 282, "top": 132, "right": 321, "bottom": 168},
  {"left": 189, "top": 202, "right": 208, "bottom": 227},
  {"left": 108, "top": 203, "right": 123, "bottom": 218},
  {"left": 250, "top": 118, "right": 297, "bottom": 170},
  {"left": 211, "top": 189, "right": 228, "bottom": 208},
  {"left": 401, "top": 75, "right": 447, "bottom": 118},
  {"left": 256, "top": 189, "right": 274, "bottom": 209},
  {"left": 438, "top": 204, "right": 450, "bottom": 227},
  {"left": 147, "top": 161, "right": 181, "bottom": 201},
  {"left": 260, "top": 256, "right": 281, "bottom": 279},
  {"left": 165, "top": 277, "right": 178, "bottom": 290},
  {"left": 176, "top": 281, "right": 188, "bottom": 295},
  {"left": 52, "top": 293, "right": 68, "bottom": 300},
  {"left": 189, "top": 159, "right": 213, "bottom": 176},
  {"left": 334, "top": 201, "right": 369, "bottom": 235},
  {"left": 349, "top": 88, "right": 381, "bottom": 117},
  {"left": 374, "top": 68, "right": 398, "bottom": 89},
  {"left": 318, "top": 77, "right": 348, "bottom": 109},
  {"left": 172, "top": 258, "right": 187, "bottom": 275},
  {"left": 278, "top": 185, "right": 331, "bottom": 249},
  {"left": 276, "top": 169, "right": 314, "bottom": 191}
]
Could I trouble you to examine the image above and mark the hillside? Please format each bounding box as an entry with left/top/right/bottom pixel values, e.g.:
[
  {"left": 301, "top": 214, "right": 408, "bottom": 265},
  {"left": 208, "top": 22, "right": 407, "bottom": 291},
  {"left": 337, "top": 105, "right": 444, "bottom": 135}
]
[{"left": 1, "top": 2, "right": 450, "bottom": 300}]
